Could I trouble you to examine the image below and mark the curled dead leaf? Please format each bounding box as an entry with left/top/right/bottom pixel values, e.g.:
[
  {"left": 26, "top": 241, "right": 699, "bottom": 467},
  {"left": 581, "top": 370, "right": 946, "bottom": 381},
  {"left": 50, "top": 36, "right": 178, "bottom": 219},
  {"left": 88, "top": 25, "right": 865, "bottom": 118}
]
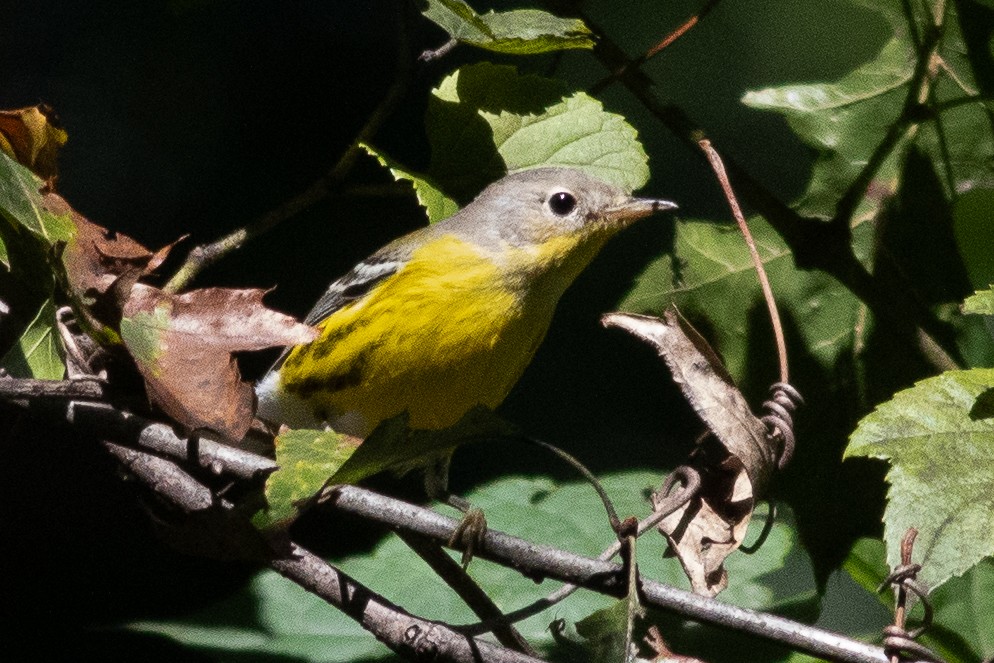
[{"left": 603, "top": 306, "right": 776, "bottom": 597}]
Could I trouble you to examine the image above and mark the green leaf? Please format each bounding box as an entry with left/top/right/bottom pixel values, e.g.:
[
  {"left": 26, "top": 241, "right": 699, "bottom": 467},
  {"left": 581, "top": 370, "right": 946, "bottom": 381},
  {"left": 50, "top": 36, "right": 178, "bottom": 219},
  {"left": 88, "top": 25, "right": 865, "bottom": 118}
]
[
  {"left": 420, "top": 0, "right": 595, "bottom": 55},
  {"left": 0, "top": 151, "right": 74, "bottom": 247},
  {"left": 573, "top": 600, "right": 631, "bottom": 662},
  {"left": 620, "top": 216, "right": 868, "bottom": 381},
  {"left": 0, "top": 298, "right": 65, "bottom": 379},
  {"left": 963, "top": 286, "right": 994, "bottom": 315},
  {"left": 846, "top": 368, "right": 994, "bottom": 591},
  {"left": 430, "top": 63, "right": 650, "bottom": 196},
  {"left": 257, "top": 409, "right": 517, "bottom": 527},
  {"left": 363, "top": 63, "right": 650, "bottom": 225},
  {"left": 743, "top": 1, "right": 994, "bottom": 220},
  {"left": 330, "top": 407, "right": 517, "bottom": 486},
  {"left": 130, "top": 471, "right": 816, "bottom": 660},
  {"left": 255, "top": 427, "right": 359, "bottom": 528},
  {"left": 359, "top": 142, "right": 458, "bottom": 223}
]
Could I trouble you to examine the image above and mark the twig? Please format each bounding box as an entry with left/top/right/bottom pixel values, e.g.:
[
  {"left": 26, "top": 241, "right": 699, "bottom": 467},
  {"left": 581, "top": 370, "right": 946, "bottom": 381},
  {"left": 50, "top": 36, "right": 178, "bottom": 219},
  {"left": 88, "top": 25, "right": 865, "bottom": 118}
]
[
  {"left": 698, "top": 139, "right": 789, "bottom": 383},
  {"left": 271, "top": 542, "right": 545, "bottom": 663},
  {"left": 890, "top": 529, "right": 917, "bottom": 663},
  {"left": 876, "top": 528, "right": 944, "bottom": 663},
  {"left": 590, "top": 0, "right": 723, "bottom": 93},
  {"left": 163, "top": 7, "right": 413, "bottom": 294},
  {"left": 104, "top": 436, "right": 541, "bottom": 663},
  {"left": 420, "top": 38, "right": 457, "bottom": 62},
  {"left": 0, "top": 376, "right": 108, "bottom": 401},
  {"left": 68, "top": 400, "right": 277, "bottom": 481},
  {"left": 398, "top": 531, "right": 538, "bottom": 656}
]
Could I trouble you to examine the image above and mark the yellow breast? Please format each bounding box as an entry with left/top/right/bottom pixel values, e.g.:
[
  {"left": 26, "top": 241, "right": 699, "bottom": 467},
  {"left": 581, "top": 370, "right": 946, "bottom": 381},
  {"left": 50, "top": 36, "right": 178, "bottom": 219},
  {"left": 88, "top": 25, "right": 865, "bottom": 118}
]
[{"left": 278, "top": 234, "right": 564, "bottom": 436}]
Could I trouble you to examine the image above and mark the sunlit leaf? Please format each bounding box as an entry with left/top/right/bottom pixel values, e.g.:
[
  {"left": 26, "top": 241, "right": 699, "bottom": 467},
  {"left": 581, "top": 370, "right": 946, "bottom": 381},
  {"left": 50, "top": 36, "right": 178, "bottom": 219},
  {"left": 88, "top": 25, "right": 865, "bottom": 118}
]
[
  {"left": 963, "top": 286, "right": 994, "bottom": 315},
  {"left": 420, "top": 0, "right": 594, "bottom": 55},
  {"left": 0, "top": 105, "right": 67, "bottom": 180},
  {"left": 255, "top": 427, "right": 360, "bottom": 528},
  {"left": 743, "top": 0, "right": 994, "bottom": 220},
  {"left": 620, "top": 216, "right": 868, "bottom": 381},
  {"left": 0, "top": 151, "right": 73, "bottom": 249},
  {"left": 846, "top": 368, "right": 994, "bottom": 591},
  {"left": 0, "top": 298, "right": 65, "bottom": 379},
  {"left": 359, "top": 143, "right": 458, "bottom": 223}
]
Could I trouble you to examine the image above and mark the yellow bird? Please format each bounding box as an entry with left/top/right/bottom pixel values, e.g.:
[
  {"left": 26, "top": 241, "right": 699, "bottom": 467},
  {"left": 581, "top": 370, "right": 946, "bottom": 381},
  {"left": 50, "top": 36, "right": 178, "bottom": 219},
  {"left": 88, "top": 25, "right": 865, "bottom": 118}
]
[{"left": 256, "top": 167, "right": 675, "bottom": 539}]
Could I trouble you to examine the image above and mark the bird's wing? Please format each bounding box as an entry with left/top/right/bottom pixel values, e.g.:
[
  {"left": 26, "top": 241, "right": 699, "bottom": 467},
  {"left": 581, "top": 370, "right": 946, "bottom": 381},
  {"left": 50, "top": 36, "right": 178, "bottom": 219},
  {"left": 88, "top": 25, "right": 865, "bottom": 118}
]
[{"left": 304, "top": 255, "right": 401, "bottom": 325}]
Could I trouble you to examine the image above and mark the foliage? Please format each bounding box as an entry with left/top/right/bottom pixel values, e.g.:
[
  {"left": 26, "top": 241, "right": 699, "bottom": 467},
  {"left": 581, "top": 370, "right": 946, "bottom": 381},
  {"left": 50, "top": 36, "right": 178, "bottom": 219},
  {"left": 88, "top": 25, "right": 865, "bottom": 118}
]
[{"left": 2, "top": 0, "right": 994, "bottom": 661}]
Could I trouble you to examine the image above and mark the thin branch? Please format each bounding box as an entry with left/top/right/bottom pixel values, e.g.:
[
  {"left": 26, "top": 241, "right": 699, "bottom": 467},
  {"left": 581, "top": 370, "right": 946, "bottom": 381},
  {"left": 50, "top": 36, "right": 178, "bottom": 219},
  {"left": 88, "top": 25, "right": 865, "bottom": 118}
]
[
  {"left": 67, "top": 400, "right": 277, "bottom": 481},
  {"left": 0, "top": 379, "right": 276, "bottom": 480},
  {"left": 398, "top": 531, "right": 539, "bottom": 657},
  {"left": 103, "top": 436, "right": 541, "bottom": 663},
  {"left": 590, "top": 0, "right": 723, "bottom": 94},
  {"left": 271, "top": 542, "right": 545, "bottom": 663},
  {"left": 0, "top": 376, "right": 108, "bottom": 400},
  {"left": 163, "top": 7, "right": 413, "bottom": 293}
]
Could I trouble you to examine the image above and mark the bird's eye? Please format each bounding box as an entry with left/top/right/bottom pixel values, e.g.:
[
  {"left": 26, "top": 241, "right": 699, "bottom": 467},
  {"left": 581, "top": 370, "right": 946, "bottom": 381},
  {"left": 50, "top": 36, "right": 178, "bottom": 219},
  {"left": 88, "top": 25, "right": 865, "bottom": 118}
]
[{"left": 548, "top": 191, "right": 577, "bottom": 216}]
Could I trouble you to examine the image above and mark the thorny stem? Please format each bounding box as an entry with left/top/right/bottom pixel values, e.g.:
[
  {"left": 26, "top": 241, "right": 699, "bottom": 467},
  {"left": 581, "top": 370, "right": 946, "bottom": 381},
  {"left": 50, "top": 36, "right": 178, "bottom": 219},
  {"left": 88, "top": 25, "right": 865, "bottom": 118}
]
[
  {"left": 698, "top": 139, "right": 789, "bottom": 383},
  {"left": 163, "top": 6, "right": 412, "bottom": 294}
]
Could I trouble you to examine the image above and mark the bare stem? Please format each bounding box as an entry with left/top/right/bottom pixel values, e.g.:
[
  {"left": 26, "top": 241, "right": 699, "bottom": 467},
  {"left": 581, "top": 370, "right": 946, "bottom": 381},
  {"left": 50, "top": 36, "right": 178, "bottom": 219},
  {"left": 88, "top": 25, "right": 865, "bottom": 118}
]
[{"left": 698, "top": 139, "right": 789, "bottom": 383}]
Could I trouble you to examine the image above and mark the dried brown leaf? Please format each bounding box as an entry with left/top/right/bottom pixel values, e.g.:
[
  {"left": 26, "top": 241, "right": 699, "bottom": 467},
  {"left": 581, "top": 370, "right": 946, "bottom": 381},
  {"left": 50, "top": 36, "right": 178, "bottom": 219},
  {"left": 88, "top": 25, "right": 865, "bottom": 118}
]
[
  {"left": 121, "top": 284, "right": 317, "bottom": 442},
  {"left": 603, "top": 307, "right": 775, "bottom": 597},
  {"left": 53, "top": 195, "right": 182, "bottom": 340},
  {"left": 0, "top": 105, "right": 67, "bottom": 180}
]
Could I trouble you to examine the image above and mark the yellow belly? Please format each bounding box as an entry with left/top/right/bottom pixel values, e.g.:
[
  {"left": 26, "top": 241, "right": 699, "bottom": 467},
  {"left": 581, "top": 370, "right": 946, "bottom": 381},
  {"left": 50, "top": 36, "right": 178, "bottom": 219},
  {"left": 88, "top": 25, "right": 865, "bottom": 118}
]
[{"left": 278, "top": 236, "right": 555, "bottom": 436}]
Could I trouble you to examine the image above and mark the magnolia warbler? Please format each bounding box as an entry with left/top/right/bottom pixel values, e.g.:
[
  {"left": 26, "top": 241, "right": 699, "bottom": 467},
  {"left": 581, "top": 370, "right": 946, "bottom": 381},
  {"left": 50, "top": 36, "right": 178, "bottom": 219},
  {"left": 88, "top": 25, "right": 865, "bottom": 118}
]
[{"left": 256, "top": 166, "right": 675, "bottom": 516}]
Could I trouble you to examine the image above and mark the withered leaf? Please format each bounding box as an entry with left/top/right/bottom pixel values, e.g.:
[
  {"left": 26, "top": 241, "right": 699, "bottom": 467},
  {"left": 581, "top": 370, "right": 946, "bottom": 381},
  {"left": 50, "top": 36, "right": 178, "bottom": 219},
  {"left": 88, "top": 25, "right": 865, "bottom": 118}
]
[
  {"left": 603, "top": 307, "right": 776, "bottom": 597},
  {"left": 0, "top": 105, "right": 67, "bottom": 181},
  {"left": 54, "top": 196, "right": 181, "bottom": 341},
  {"left": 121, "top": 284, "right": 318, "bottom": 442}
]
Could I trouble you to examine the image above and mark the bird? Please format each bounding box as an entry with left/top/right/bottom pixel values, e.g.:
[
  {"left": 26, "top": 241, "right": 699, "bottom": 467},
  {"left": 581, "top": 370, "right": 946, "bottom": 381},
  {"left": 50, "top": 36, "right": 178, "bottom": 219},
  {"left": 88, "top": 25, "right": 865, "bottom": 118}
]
[{"left": 255, "top": 166, "right": 675, "bottom": 552}]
